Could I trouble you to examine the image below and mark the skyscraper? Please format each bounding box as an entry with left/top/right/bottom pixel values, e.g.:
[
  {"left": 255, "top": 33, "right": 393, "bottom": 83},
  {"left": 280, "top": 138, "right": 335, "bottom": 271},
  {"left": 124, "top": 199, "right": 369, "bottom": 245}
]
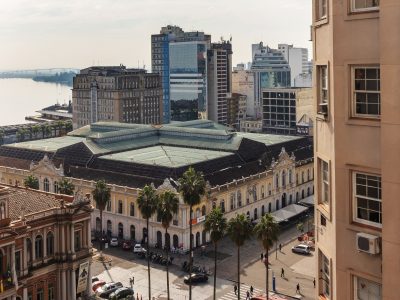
[
  {"left": 313, "top": 0, "right": 398, "bottom": 299},
  {"left": 277, "top": 44, "right": 310, "bottom": 86}
]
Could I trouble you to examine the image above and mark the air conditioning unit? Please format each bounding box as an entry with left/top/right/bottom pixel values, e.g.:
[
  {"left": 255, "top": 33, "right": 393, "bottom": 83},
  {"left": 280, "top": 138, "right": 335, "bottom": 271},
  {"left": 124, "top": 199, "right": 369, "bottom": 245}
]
[{"left": 356, "top": 232, "right": 380, "bottom": 255}]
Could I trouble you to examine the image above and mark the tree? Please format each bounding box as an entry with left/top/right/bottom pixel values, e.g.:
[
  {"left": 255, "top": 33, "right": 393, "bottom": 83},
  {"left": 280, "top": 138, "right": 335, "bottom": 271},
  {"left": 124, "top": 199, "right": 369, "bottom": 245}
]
[
  {"left": 227, "top": 214, "right": 253, "bottom": 300},
  {"left": 16, "top": 128, "right": 27, "bottom": 142},
  {"left": 137, "top": 184, "right": 159, "bottom": 300},
  {"left": 32, "top": 125, "right": 40, "bottom": 139},
  {"left": 254, "top": 214, "right": 280, "bottom": 299},
  {"left": 0, "top": 129, "right": 4, "bottom": 145},
  {"left": 178, "top": 167, "right": 206, "bottom": 300},
  {"left": 65, "top": 121, "right": 73, "bottom": 132},
  {"left": 24, "top": 175, "right": 39, "bottom": 190},
  {"left": 57, "top": 120, "right": 65, "bottom": 136},
  {"left": 204, "top": 207, "right": 227, "bottom": 300},
  {"left": 157, "top": 190, "right": 179, "bottom": 300},
  {"left": 58, "top": 178, "right": 75, "bottom": 195},
  {"left": 91, "top": 180, "right": 111, "bottom": 255},
  {"left": 297, "top": 222, "right": 304, "bottom": 235}
]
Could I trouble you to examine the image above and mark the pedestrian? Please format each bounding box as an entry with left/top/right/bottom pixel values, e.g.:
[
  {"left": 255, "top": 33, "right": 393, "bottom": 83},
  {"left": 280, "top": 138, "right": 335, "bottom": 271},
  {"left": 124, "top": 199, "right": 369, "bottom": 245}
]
[
  {"left": 132, "top": 276, "right": 134, "bottom": 285},
  {"left": 296, "top": 283, "right": 300, "bottom": 294},
  {"left": 281, "top": 268, "right": 285, "bottom": 278},
  {"left": 279, "top": 243, "right": 282, "bottom": 252},
  {"left": 250, "top": 285, "right": 254, "bottom": 294},
  {"left": 234, "top": 284, "right": 237, "bottom": 295},
  {"left": 313, "top": 278, "right": 316, "bottom": 288},
  {"left": 246, "top": 290, "right": 250, "bottom": 299},
  {"left": 260, "top": 252, "right": 263, "bottom": 261},
  {"left": 136, "top": 293, "right": 139, "bottom": 300}
]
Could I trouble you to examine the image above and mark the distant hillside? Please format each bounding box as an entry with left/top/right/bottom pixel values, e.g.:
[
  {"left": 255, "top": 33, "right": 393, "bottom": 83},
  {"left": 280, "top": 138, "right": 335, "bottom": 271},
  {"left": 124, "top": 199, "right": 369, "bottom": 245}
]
[{"left": 32, "top": 71, "right": 76, "bottom": 86}]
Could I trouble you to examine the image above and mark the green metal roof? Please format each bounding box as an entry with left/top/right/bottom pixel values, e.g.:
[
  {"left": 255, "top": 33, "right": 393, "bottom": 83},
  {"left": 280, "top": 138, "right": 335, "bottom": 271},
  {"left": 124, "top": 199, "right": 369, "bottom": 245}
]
[
  {"left": 236, "top": 132, "right": 300, "bottom": 146},
  {"left": 8, "top": 136, "right": 85, "bottom": 152},
  {"left": 100, "top": 145, "right": 233, "bottom": 168}
]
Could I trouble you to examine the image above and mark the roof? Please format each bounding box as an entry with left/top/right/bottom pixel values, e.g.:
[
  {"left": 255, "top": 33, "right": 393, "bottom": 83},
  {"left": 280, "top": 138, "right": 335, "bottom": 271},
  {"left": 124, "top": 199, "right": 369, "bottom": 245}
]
[
  {"left": 100, "top": 145, "right": 233, "bottom": 168},
  {"left": 270, "top": 204, "right": 309, "bottom": 223},
  {"left": 6, "top": 136, "right": 85, "bottom": 152}
]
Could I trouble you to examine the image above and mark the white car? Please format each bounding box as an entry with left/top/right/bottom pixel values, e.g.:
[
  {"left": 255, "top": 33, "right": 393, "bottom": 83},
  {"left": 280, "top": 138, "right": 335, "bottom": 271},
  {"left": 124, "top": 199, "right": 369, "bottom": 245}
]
[
  {"left": 291, "top": 244, "right": 311, "bottom": 255},
  {"left": 110, "top": 238, "right": 119, "bottom": 247},
  {"left": 133, "top": 244, "right": 146, "bottom": 253}
]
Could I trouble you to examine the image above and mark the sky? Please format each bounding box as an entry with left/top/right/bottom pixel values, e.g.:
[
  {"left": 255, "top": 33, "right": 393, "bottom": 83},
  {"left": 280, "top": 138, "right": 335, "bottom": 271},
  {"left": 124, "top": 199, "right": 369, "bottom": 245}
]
[{"left": 0, "top": 0, "right": 312, "bottom": 71}]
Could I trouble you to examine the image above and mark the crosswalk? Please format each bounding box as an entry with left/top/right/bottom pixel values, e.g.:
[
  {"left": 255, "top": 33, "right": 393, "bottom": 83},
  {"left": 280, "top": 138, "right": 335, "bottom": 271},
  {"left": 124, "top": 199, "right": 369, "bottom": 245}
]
[{"left": 218, "top": 284, "right": 264, "bottom": 300}]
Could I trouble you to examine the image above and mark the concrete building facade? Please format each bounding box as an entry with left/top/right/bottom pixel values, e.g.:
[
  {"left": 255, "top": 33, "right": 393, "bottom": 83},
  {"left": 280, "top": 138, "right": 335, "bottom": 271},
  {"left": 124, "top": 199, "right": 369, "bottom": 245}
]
[
  {"left": 312, "top": 0, "right": 398, "bottom": 299},
  {"left": 232, "top": 64, "right": 254, "bottom": 118},
  {"left": 278, "top": 44, "right": 310, "bottom": 87},
  {"left": 72, "top": 66, "right": 162, "bottom": 128}
]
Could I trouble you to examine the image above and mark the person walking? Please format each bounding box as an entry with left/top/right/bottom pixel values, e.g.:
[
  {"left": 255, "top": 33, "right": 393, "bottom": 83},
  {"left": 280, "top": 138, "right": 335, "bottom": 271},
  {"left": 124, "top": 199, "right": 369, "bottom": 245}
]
[
  {"left": 260, "top": 252, "right": 263, "bottom": 261},
  {"left": 246, "top": 290, "right": 250, "bottom": 300},
  {"left": 313, "top": 278, "right": 316, "bottom": 288},
  {"left": 250, "top": 285, "right": 254, "bottom": 295},
  {"left": 234, "top": 284, "right": 238, "bottom": 295},
  {"left": 281, "top": 268, "right": 285, "bottom": 278},
  {"left": 296, "top": 283, "right": 300, "bottom": 294},
  {"left": 279, "top": 243, "right": 282, "bottom": 252}
]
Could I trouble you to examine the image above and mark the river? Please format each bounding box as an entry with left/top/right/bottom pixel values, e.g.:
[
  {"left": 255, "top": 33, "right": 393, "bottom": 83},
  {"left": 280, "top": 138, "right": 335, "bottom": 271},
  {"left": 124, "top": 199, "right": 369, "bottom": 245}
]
[{"left": 0, "top": 78, "right": 72, "bottom": 126}]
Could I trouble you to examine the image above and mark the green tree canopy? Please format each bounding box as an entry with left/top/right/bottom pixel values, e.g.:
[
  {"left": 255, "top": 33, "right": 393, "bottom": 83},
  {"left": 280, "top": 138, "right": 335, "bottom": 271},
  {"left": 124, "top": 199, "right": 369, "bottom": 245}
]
[
  {"left": 24, "top": 175, "right": 39, "bottom": 190},
  {"left": 58, "top": 178, "right": 75, "bottom": 195}
]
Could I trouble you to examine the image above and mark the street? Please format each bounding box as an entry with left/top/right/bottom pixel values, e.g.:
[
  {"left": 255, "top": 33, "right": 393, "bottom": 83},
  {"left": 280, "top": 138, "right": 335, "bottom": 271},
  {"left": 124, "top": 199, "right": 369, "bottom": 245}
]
[{"left": 92, "top": 219, "right": 316, "bottom": 300}]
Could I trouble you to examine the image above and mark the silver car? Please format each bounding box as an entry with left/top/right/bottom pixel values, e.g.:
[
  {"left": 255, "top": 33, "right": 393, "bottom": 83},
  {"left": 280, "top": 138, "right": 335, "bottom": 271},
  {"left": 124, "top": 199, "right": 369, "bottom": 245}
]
[{"left": 291, "top": 244, "right": 311, "bottom": 255}]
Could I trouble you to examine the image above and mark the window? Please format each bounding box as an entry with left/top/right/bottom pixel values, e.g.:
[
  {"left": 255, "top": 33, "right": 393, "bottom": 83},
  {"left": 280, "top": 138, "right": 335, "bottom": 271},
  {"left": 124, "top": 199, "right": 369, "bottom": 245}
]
[
  {"left": 353, "top": 172, "right": 382, "bottom": 226},
  {"left": 15, "top": 251, "right": 21, "bottom": 277},
  {"left": 46, "top": 232, "right": 54, "bottom": 256},
  {"left": 230, "top": 193, "right": 235, "bottom": 210},
  {"left": 319, "top": 159, "right": 330, "bottom": 207},
  {"left": 37, "top": 288, "right": 44, "bottom": 300},
  {"left": 275, "top": 174, "right": 279, "bottom": 189},
  {"left": 317, "top": 66, "right": 329, "bottom": 116},
  {"left": 43, "top": 178, "right": 49, "bottom": 192},
  {"left": 317, "top": 0, "right": 327, "bottom": 19},
  {"left": 118, "top": 200, "right": 123, "bottom": 214},
  {"left": 261, "top": 186, "right": 265, "bottom": 198},
  {"left": 54, "top": 181, "right": 59, "bottom": 194},
  {"left": 319, "top": 252, "right": 330, "bottom": 298},
  {"left": 352, "top": 66, "right": 380, "bottom": 117},
  {"left": 289, "top": 170, "right": 292, "bottom": 184},
  {"left": 130, "top": 203, "right": 135, "bottom": 217},
  {"left": 48, "top": 284, "right": 55, "bottom": 300},
  {"left": 35, "top": 235, "right": 43, "bottom": 260},
  {"left": 268, "top": 183, "right": 272, "bottom": 196},
  {"left": 282, "top": 171, "right": 286, "bottom": 187},
  {"left": 354, "top": 276, "right": 382, "bottom": 300},
  {"left": 106, "top": 201, "right": 111, "bottom": 212},
  {"left": 74, "top": 230, "right": 81, "bottom": 252},
  {"left": 320, "top": 214, "right": 327, "bottom": 227},
  {"left": 352, "top": 0, "right": 379, "bottom": 12},
  {"left": 237, "top": 191, "right": 242, "bottom": 207},
  {"left": 220, "top": 200, "right": 225, "bottom": 213}
]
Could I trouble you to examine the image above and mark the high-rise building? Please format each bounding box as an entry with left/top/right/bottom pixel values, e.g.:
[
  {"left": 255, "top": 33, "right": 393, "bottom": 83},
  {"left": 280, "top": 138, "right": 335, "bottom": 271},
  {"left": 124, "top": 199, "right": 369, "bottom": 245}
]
[
  {"left": 151, "top": 26, "right": 211, "bottom": 123},
  {"left": 207, "top": 41, "right": 233, "bottom": 125},
  {"left": 251, "top": 43, "right": 291, "bottom": 118},
  {"left": 72, "top": 66, "right": 162, "bottom": 128},
  {"left": 278, "top": 44, "right": 310, "bottom": 86},
  {"left": 232, "top": 63, "right": 254, "bottom": 117},
  {"left": 313, "top": 0, "right": 398, "bottom": 299}
]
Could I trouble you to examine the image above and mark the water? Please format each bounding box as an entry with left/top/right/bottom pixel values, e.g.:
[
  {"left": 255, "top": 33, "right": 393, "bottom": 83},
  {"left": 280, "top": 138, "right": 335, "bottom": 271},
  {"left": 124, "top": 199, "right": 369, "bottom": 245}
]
[{"left": 0, "top": 78, "right": 72, "bottom": 126}]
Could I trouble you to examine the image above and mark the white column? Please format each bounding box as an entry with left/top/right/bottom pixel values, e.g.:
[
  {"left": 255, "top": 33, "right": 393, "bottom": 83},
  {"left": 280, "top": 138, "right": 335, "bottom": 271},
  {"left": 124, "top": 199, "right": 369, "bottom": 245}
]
[
  {"left": 61, "top": 270, "right": 67, "bottom": 300},
  {"left": 23, "top": 288, "right": 28, "bottom": 300},
  {"left": 61, "top": 224, "right": 65, "bottom": 255},
  {"left": 70, "top": 223, "right": 75, "bottom": 253},
  {"left": 71, "top": 269, "right": 77, "bottom": 300}
]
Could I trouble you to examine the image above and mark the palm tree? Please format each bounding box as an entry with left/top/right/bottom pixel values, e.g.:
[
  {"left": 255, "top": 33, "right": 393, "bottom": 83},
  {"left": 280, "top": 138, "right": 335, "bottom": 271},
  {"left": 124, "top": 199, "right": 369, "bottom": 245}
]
[
  {"left": 178, "top": 167, "right": 206, "bottom": 300},
  {"left": 157, "top": 190, "right": 179, "bottom": 300},
  {"left": 24, "top": 175, "right": 39, "bottom": 190},
  {"left": 91, "top": 180, "right": 111, "bottom": 255},
  {"left": 16, "top": 128, "right": 26, "bottom": 142},
  {"left": 32, "top": 125, "right": 40, "bottom": 139},
  {"left": 227, "top": 214, "right": 253, "bottom": 300},
  {"left": 44, "top": 124, "right": 52, "bottom": 137},
  {"left": 58, "top": 178, "right": 75, "bottom": 195},
  {"left": 253, "top": 214, "right": 280, "bottom": 299},
  {"left": 204, "top": 207, "right": 227, "bottom": 300},
  {"left": 65, "top": 121, "right": 73, "bottom": 132},
  {"left": 137, "top": 184, "right": 159, "bottom": 300}
]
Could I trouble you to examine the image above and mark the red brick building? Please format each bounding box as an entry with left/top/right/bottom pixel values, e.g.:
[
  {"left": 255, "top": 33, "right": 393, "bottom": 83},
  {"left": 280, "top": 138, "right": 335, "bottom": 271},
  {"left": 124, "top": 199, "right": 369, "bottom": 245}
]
[{"left": 0, "top": 185, "right": 93, "bottom": 300}]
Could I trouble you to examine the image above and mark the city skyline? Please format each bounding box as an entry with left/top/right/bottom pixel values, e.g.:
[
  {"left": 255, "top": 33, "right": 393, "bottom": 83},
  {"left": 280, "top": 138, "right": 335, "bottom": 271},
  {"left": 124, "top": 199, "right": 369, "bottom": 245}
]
[{"left": 0, "top": 0, "right": 312, "bottom": 70}]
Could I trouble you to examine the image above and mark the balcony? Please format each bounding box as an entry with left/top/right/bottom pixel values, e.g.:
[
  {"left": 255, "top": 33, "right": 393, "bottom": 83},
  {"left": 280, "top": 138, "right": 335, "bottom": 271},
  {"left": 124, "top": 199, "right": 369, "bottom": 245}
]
[{"left": 0, "top": 218, "right": 11, "bottom": 228}]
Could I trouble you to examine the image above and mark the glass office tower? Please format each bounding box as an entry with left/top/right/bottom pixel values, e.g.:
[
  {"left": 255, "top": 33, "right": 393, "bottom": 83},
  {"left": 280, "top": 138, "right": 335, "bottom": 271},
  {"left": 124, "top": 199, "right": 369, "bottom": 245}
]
[{"left": 169, "top": 41, "right": 208, "bottom": 121}]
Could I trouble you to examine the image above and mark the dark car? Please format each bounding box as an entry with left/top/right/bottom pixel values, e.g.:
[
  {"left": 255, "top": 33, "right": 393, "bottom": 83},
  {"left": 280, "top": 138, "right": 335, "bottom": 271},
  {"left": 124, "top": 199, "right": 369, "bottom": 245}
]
[
  {"left": 122, "top": 241, "right": 132, "bottom": 250},
  {"left": 183, "top": 273, "right": 208, "bottom": 284},
  {"left": 109, "top": 287, "right": 134, "bottom": 299},
  {"left": 96, "top": 282, "right": 123, "bottom": 299}
]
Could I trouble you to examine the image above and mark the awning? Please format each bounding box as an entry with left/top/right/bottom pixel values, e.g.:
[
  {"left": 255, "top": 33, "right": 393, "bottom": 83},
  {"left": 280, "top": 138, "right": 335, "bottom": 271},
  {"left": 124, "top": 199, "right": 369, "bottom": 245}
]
[
  {"left": 271, "top": 204, "right": 309, "bottom": 223},
  {"left": 298, "top": 195, "right": 314, "bottom": 207}
]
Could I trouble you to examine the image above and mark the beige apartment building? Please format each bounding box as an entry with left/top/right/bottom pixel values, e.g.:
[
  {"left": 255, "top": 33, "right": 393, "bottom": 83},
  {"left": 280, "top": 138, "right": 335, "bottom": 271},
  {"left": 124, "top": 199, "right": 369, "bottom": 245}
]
[{"left": 313, "top": 0, "right": 399, "bottom": 299}]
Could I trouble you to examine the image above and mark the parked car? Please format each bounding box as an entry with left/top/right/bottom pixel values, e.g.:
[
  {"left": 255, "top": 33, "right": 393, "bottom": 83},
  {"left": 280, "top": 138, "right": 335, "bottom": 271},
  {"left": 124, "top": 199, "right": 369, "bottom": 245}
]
[
  {"left": 109, "top": 287, "right": 134, "bottom": 299},
  {"left": 183, "top": 273, "right": 208, "bottom": 284},
  {"left": 122, "top": 241, "right": 132, "bottom": 250},
  {"left": 96, "top": 282, "right": 123, "bottom": 299},
  {"left": 291, "top": 244, "right": 311, "bottom": 255},
  {"left": 92, "top": 280, "right": 106, "bottom": 292},
  {"left": 110, "top": 238, "right": 119, "bottom": 247},
  {"left": 92, "top": 276, "right": 99, "bottom": 283},
  {"left": 133, "top": 244, "right": 146, "bottom": 253}
]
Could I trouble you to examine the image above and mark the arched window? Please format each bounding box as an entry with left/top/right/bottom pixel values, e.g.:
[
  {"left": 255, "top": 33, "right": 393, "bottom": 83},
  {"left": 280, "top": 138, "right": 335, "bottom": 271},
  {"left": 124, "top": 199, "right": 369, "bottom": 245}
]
[
  {"left": 130, "top": 225, "right": 135, "bottom": 241},
  {"left": 130, "top": 203, "right": 135, "bottom": 217},
  {"left": 196, "top": 208, "right": 200, "bottom": 218},
  {"left": 268, "top": 203, "right": 272, "bottom": 213},
  {"left": 230, "top": 193, "right": 235, "bottom": 210},
  {"left": 246, "top": 188, "right": 250, "bottom": 204},
  {"left": 307, "top": 187, "right": 310, "bottom": 196},
  {"left": 261, "top": 205, "right": 265, "bottom": 216},
  {"left": 46, "top": 232, "right": 54, "bottom": 256},
  {"left": 289, "top": 194, "right": 293, "bottom": 204},
  {"left": 302, "top": 172, "right": 305, "bottom": 183},
  {"left": 173, "top": 235, "right": 179, "bottom": 248},
  {"left": 106, "top": 201, "right": 111, "bottom": 212},
  {"left": 43, "top": 178, "right": 49, "bottom": 192},
  {"left": 201, "top": 205, "right": 206, "bottom": 216},
  {"left": 26, "top": 238, "right": 32, "bottom": 264},
  {"left": 157, "top": 231, "right": 162, "bottom": 247},
  {"left": 275, "top": 174, "right": 279, "bottom": 188},
  {"left": 289, "top": 170, "right": 292, "bottom": 184},
  {"left": 106, "top": 220, "right": 112, "bottom": 236},
  {"left": 96, "top": 217, "right": 101, "bottom": 232},
  {"left": 268, "top": 183, "right": 272, "bottom": 195},
  {"left": 246, "top": 211, "right": 250, "bottom": 219},
  {"left": 118, "top": 223, "right": 123, "bottom": 239},
  {"left": 254, "top": 208, "right": 258, "bottom": 220},
  {"left": 307, "top": 169, "right": 310, "bottom": 181},
  {"left": 35, "top": 235, "right": 43, "bottom": 259},
  {"left": 220, "top": 200, "right": 225, "bottom": 213},
  {"left": 302, "top": 190, "right": 305, "bottom": 199},
  {"left": 0, "top": 202, "right": 5, "bottom": 219},
  {"left": 276, "top": 200, "right": 280, "bottom": 211},
  {"left": 118, "top": 200, "right": 123, "bottom": 214},
  {"left": 296, "top": 173, "right": 299, "bottom": 185},
  {"left": 252, "top": 185, "right": 257, "bottom": 201},
  {"left": 237, "top": 191, "right": 242, "bottom": 207},
  {"left": 261, "top": 185, "right": 265, "bottom": 198},
  {"left": 282, "top": 171, "right": 286, "bottom": 187},
  {"left": 54, "top": 181, "right": 59, "bottom": 194},
  {"left": 296, "top": 192, "right": 299, "bottom": 201}
]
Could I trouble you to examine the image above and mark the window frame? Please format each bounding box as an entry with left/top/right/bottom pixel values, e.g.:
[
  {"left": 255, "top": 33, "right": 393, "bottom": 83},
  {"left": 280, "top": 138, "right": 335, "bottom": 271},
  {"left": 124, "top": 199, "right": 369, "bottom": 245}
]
[
  {"left": 350, "top": 0, "right": 379, "bottom": 13},
  {"left": 316, "top": 0, "right": 328, "bottom": 20},
  {"left": 317, "top": 65, "right": 329, "bottom": 118},
  {"left": 352, "top": 171, "right": 382, "bottom": 228},
  {"left": 351, "top": 65, "right": 381, "bottom": 119},
  {"left": 353, "top": 275, "right": 382, "bottom": 299},
  {"left": 319, "top": 251, "right": 331, "bottom": 298},
  {"left": 317, "top": 158, "right": 331, "bottom": 216}
]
